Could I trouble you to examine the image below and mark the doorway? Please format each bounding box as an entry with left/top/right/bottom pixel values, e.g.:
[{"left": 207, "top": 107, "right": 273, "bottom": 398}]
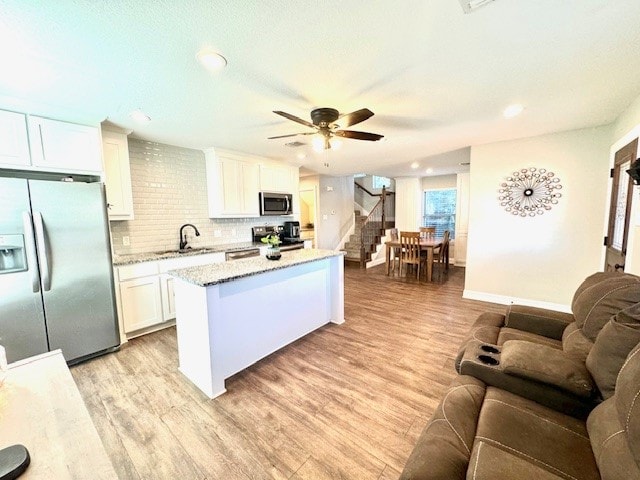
[
  {"left": 299, "top": 187, "right": 318, "bottom": 247},
  {"left": 605, "top": 138, "right": 638, "bottom": 272}
]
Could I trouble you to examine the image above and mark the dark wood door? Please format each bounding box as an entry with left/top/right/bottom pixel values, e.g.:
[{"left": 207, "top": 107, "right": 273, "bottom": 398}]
[{"left": 605, "top": 138, "right": 638, "bottom": 272}]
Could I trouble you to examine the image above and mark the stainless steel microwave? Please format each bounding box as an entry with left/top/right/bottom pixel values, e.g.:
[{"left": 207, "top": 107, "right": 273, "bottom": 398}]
[{"left": 259, "top": 192, "right": 293, "bottom": 216}]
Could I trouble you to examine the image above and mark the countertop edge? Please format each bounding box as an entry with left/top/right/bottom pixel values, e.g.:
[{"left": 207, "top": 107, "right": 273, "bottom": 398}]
[{"left": 169, "top": 250, "right": 344, "bottom": 287}]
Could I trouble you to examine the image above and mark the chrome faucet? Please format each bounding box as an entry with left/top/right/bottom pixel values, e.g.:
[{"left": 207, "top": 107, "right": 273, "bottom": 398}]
[{"left": 179, "top": 224, "right": 200, "bottom": 250}]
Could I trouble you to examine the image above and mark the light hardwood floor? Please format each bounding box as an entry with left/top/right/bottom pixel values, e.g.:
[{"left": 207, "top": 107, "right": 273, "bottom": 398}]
[{"left": 72, "top": 265, "right": 503, "bottom": 479}]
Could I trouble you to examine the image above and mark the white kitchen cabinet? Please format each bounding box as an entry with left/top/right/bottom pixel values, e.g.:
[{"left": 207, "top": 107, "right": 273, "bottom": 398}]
[
  {"left": 102, "top": 129, "right": 134, "bottom": 220},
  {"left": 160, "top": 274, "right": 176, "bottom": 321},
  {"left": 260, "top": 164, "right": 290, "bottom": 192},
  {"left": 206, "top": 150, "right": 260, "bottom": 218},
  {"left": 119, "top": 275, "right": 164, "bottom": 333},
  {"left": 0, "top": 110, "right": 30, "bottom": 167},
  {"left": 115, "top": 252, "right": 226, "bottom": 338},
  {"left": 28, "top": 116, "right": 102, "bottom": 173}
]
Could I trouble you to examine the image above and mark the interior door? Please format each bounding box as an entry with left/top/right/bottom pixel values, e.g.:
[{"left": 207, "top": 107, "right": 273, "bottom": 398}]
[{"left": 605, "top": 138, "right": 638, "bottom": 272}]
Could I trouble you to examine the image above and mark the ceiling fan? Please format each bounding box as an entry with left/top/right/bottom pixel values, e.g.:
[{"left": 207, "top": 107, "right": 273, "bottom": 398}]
[{"left": 268, "top": 107, "right": 384, "bottom": 150}]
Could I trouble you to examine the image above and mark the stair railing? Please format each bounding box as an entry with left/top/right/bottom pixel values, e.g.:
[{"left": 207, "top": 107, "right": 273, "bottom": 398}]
[{"left": 356, "top": 184, "right": 395, "bottom": 268}]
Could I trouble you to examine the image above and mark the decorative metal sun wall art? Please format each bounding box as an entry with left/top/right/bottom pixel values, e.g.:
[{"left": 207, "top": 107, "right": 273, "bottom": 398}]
[{"left": 498, "top": 167, "right": 563, "bottom": 217}]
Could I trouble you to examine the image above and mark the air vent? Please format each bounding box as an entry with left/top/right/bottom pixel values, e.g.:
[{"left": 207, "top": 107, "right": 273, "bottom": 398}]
[
  {"left": 458, "top": 0, "right": 496, "bottom": 14},
  {"left": 285, "top": 141, "right": 306, "bottom": 148}
]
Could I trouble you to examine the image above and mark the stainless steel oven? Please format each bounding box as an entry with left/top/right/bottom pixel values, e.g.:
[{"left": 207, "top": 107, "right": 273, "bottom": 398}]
[{"left": 259, "top": 192, "right": 293, "bottom": 216}]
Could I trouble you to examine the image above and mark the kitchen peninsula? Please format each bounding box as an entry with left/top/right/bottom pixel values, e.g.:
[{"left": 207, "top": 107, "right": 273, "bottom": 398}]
[{"left": 169, "top": 249, "right": 344, "bottom": 398}]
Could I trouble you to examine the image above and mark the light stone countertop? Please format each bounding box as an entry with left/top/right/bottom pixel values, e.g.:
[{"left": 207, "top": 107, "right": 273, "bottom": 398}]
[
  {"left": 169, "top": 248, "right": 344, "bottom": 287},
  {"left": 112, "top": 242, "right": 259, "bottom": 266}
]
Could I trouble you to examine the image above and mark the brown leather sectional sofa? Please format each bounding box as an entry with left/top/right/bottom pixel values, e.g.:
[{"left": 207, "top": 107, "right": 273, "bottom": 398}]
[{"left": 400, "top": 272, "right": 640, "bottom": 479}]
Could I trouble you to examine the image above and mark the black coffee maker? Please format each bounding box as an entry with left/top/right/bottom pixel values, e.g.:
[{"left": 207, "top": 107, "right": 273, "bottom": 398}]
[{"left": 282, "top": 221, "right": 300, "bottom": 240}]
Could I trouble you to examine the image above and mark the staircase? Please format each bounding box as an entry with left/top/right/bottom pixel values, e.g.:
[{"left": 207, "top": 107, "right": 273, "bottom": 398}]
[{"left": 343, "top": 210, "right": 383, "bottom": 266}]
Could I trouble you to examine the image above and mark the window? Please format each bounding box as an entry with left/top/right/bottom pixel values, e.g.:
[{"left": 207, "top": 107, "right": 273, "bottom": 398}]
[
  {"left": 423, "top": 188, "right": 456, "bottom": 239},
  {"left": 372, "top": 175, "right": 391, "bottom": 189}
]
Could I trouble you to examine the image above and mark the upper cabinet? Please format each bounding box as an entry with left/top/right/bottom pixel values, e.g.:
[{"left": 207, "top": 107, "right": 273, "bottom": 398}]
[
  {"left": 260, "top": 164, "right": 293, "bottom": 193},
  {"left": 28, "top": 116, "right": 102, "bottom": 173},
  {"left": 102, "top": 129, "right": 134, "bottom": 221},
  {"left": 205, "top": 149, "right": 299, "bottom": 218},
  {"left": 0, "top": 109, "right": 103, "bottom": 174},
  {"left": 206, "top": 150, "right": 260, "bottom": 218},
  {"left": 0, "top": 110, "right": 30, "bottom": 167}
]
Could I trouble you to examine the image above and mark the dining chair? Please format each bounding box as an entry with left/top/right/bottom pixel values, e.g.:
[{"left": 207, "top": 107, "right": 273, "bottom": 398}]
[
  {"left": 400, "top": 231, "right": 422, "bottom": 281},
  {"left": 389, "top": 228, "right": 401, "bottom": 275},
  {"left": 419, "top": 226, "right": 436, "bottom": 236},
  {"left": 432, "top": 230, "right": 450, "bottom": 282}
]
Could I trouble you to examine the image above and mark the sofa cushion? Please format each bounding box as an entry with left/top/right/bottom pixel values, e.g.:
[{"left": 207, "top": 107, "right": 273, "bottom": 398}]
[
  {"left": 587, "top": 398, "right": 640, "bottom": 480},
  {"left": 399, "top": 375, "right": 485, "bottom": 480},
  {"left": 615, "top": 344, "right": 640, "bottom": 467},
  {"left": 468, "top": 441, "right": 568, "bottom": 480},
  {"left": 497, "top": 328, "right": 563, "bottom": 349},
  {"left": 562, "top": 322, "right": 594, "bottom": 363},
  {"left": 572, "top": 275, "right": 640, "bottom": 341},
  {"left": 571, "top": 272, "right": 624, "bottom": 307},
  {"left": 500, "top": 340, "right": 595, "bottom": 398},
  {"left": 505, "top": 305, "right": 574, "bottom": 340},
  {"left": 586, "top": 305, "right": 640, "bottom": 400},
  {"left": 474, "top": 387, "right": 600, "bottom": 480}
]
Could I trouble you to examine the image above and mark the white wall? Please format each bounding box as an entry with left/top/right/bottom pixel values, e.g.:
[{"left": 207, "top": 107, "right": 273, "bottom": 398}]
[
  {"left": 394, "top": 177, "right": 422, "bottom": 232},
  {"left": 422, "top": 174, "right": 457, "bottom": 190},
  {"left": 464, "top": 125, "right": 612, "bottom": 309},
  {"left": 316, "top": 175, "right": 354, "bottom": 250}
]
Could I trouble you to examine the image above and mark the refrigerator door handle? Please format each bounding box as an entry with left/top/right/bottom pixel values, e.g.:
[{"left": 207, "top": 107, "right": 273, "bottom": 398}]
[
  {"left": 21, "top": 212, "right": 41, "bottom": 293},
  {"left": 32, "top": 212, "right": 51, "bottom": 292}
]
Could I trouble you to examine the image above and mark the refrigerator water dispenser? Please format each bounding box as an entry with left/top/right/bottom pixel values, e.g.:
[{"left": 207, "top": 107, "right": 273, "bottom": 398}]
[{"left": 0, "top": 234, "right": 27, "bottom": 274}]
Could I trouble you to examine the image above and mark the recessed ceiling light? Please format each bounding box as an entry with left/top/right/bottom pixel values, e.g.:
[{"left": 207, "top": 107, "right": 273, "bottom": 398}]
[
  {"left": 129, "top": 109, "right": 151, "bottom": 123},
  {"left": 503, "top": 103, "right": 524, "bottom": 119},
  {"left": 196, "top": 48, "right": 227, "bottom": 72},
  {"left": 425, "top": 168, "right": 434, "bottom": 175},
  {"left": 411, "top": 162, "right": 419, "bottom": 169}
]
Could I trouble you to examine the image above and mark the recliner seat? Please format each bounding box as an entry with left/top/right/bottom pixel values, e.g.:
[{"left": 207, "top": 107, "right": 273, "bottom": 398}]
[
  {"left": 453, "top": 272, "right": 640, "bottom": 414},
  {"left": 400, "top": 342, "right": 640, "bottom": 480}
]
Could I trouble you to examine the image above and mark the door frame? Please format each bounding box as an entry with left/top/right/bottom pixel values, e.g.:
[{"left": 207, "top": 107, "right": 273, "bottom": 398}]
[{"left": 605, "top": 138, "right": 639, "bottom": 272}]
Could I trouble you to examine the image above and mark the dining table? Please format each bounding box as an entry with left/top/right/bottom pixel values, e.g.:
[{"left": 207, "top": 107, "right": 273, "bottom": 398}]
[{"left": 385, "top": 236, "right": 444, "bottom": 282}]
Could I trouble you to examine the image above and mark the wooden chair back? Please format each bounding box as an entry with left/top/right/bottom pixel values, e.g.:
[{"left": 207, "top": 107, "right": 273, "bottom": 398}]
[
  {"left": 390, "top": 228, "right": 399, "bottom": 241},
  {"left": 419, "top": 226, "right": 436, "bottom": 236},
  {"left": 400, "top": 231, "right": 422, "bottom": 279}
]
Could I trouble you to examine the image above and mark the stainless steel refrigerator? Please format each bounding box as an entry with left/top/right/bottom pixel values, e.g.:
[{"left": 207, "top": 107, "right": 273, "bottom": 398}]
[{"left": 0, "top": 173, "right": 119, "bottom": 364}]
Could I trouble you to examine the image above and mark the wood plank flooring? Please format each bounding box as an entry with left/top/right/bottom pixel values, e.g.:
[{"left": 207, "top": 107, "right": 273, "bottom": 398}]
[{"left": 71, "top": 265, "right": 503, "bottom": 479}]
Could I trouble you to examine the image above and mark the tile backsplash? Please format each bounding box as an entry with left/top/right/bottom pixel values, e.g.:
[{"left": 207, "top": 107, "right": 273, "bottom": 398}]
[{"left": 109, "top": 138, "right": 294, "bottom": 255}]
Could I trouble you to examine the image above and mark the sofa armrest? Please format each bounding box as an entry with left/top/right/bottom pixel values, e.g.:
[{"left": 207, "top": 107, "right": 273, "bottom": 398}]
[
  {"left": 501, "top": 340, "right": 595, "bottom": 398},
  {"left": 400, "top": 375, "right": 486, "bottom": 480},
  {"left": 505, "top": 305, "right": 574, "bottom": 340}
]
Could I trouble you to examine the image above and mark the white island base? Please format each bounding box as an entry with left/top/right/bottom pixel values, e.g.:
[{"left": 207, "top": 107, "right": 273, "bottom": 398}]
[{"left": 173, "top": 252, "right": 344, "bottom": 398}]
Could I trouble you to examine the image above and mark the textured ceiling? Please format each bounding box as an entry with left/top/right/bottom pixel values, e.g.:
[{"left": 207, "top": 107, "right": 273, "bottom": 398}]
[{"left": 1, "top": 0, "right": 639, "bottom": 177}]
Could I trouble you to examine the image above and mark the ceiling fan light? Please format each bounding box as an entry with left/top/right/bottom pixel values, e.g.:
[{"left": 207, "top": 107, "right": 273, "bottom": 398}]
[
  {"left": 312, "top": 136, "right": 325, "bottom": 152},
  {"left": 411, "top": 162, "right": 419, "bottom": 169}
]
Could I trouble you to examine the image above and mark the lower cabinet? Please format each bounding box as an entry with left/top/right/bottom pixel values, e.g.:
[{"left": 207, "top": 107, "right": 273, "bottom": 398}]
[
  {"left": 119, "top": 275, "right": 164, "bottom": 333},
  {"left": 160, "top": 273, "right": 176, "bottom": 321},
  {"left": 115, "top": 252, "right": 225, "bottom": 338}
]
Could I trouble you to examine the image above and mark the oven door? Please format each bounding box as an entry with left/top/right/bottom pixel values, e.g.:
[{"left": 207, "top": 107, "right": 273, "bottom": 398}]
[{"left": 259, "top": 192, "right": 292, "bottom": 216}]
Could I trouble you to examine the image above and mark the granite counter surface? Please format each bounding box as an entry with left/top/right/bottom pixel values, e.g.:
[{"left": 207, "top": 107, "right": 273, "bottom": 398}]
[
  {"left": 169, "top": 249, "right": 344, "bottom": 287},
  {"left": 112, "top": 242, "right": 259, "bottom": 266}
]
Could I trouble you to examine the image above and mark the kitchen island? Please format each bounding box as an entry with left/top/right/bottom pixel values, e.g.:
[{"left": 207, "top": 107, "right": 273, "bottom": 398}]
[{"left": 169, "top": 249, "right": 344, "bottom": 398}]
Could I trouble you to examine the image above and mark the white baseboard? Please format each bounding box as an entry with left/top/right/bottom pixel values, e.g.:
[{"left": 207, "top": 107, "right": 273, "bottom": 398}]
[{"left": 462, "top": 290, "right": 571, "bottom": 313}]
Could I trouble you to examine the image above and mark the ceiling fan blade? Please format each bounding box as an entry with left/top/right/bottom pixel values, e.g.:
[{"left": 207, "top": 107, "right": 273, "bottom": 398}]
[
  {"left": 336, "top": 108, "right": 374, "bottom": 128},
  {"left": 267, "top": 132, "right": 316, "bottom": 139},
  {"left": 334, "top": 130, "right": 384, "bottom": 141},
  {"left": 273, "top": 111, "right": 316, "bottom": 129}
]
